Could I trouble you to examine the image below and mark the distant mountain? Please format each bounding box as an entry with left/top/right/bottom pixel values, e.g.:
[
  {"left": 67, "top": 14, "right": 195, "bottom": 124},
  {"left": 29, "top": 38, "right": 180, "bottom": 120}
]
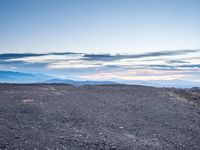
[
  {"left": 0, "top": 71, "right": 52, "bottom": 83},
  {"left": 0, "top": 71, "right": 116, "bottom": 85},
  {"left": 1, "top": 71, "right": 199, "bottom": 88},
  {"left": 123, "top": 79, "right": 200, "bottom": 88},
  {"left": 45, "top": 78, "right": 116, "bottom": 85}
]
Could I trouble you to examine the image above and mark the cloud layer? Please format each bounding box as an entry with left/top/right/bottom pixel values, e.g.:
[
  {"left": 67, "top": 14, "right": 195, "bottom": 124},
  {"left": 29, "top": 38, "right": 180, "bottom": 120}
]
[{"left": 0, "top": 49, "right": 200, "bottom": 82}]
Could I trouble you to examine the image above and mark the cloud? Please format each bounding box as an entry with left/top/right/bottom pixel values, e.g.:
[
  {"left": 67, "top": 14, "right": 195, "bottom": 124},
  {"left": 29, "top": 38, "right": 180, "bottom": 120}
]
[
  {"left": 166, "top": 60, "right": 189, "bottom": 64},
  {"left": 179, "top": 64, "right": 200, "bottom": 69},
  {"left": 79, "top": 69, "right": 192, "bottom": 81},
  {"left": 47, "top": 60, "right": 101, "bottom": 69},
  {"left": 0, "top": 53, "right": 46, "bottom": 60},
  {"left": 82, "top": 49, "right": 200, "bottom": 61},
  {"left": 2, "top": 49, "right": 198, "bottom": 63},
  {"left": 0, "top": 52, "right": 81, "bottom": 60},
  {"left": 7, "top": 54, "right": 82, "bottom": 63},
  {"left": 0, "top": 49, "right": 200, "bottom": 83}
]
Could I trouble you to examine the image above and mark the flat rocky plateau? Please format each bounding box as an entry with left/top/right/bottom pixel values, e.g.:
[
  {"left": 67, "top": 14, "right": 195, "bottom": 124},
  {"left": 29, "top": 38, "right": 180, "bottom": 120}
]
[{"left": 0, "top": 84, "right": 200, "bottom": 150}]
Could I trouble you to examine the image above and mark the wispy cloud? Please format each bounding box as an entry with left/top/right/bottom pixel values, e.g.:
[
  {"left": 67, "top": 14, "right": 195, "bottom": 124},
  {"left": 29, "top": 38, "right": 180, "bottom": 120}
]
[{"left": 78, "top": 69, "right": 193, "bottom": 81}]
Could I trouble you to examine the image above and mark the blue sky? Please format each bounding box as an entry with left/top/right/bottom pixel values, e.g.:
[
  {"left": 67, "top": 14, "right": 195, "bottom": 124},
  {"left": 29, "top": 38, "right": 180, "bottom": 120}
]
[{"left": 1, "top": 0, "right": 200, "bottom": 53}]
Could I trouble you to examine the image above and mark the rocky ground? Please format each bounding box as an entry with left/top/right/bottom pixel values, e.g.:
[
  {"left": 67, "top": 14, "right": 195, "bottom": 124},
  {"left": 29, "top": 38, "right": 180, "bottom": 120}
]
[{"left": 0, "top": 84, "right": 200, "bottom": 150}]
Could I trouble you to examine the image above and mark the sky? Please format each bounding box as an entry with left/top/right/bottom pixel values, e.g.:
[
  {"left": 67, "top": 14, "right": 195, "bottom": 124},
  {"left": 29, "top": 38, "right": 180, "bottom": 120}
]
[
  {"left": 0, "top": 0, "right": 200, "bottom": 53},
  {"left": 0, "top": 0, "right": 200, "bottom": 86}
]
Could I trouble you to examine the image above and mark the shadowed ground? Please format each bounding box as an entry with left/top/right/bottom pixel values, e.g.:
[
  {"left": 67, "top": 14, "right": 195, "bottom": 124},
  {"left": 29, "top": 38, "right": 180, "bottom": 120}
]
[{"left": 0, "top": 84, "right": 200, "bottom": 150}]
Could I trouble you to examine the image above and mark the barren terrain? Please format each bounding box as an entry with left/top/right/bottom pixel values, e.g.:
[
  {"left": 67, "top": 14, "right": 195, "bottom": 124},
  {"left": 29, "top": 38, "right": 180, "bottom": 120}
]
[{"left": 0, "top": 84, "right": 200, "bottom": 150}]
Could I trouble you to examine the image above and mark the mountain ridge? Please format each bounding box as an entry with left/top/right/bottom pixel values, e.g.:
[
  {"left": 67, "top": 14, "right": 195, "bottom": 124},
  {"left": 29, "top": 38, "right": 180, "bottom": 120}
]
[{"left": 0, "top": 70, "right": 200, "bottom": 88}]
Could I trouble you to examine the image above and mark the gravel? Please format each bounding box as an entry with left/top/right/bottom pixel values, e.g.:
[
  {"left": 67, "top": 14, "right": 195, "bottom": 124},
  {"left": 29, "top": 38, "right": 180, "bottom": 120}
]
[{"left": 0, "top": 84, "right": 200, "bottom": 150}]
